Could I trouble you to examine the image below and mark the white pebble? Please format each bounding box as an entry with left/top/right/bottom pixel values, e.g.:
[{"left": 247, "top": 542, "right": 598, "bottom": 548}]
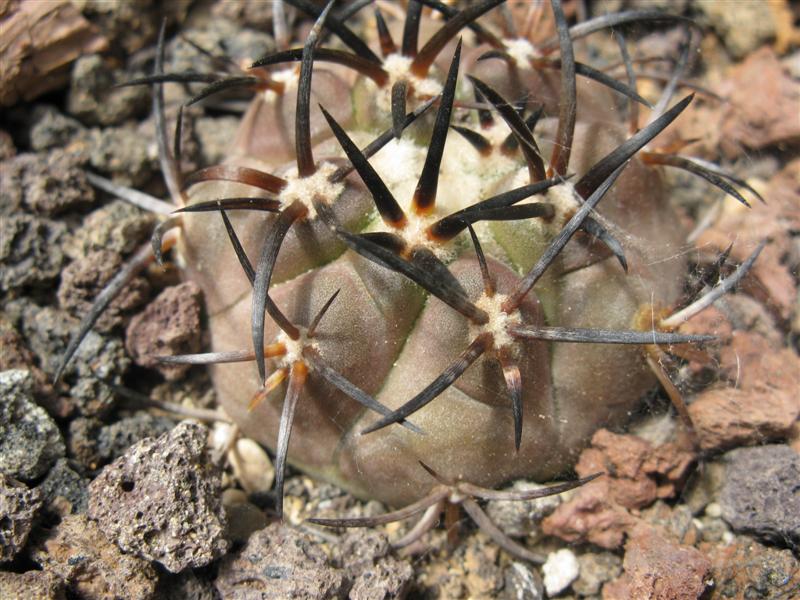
[
  {"left": 228, "top": 438, "right": 275, "bottom": 495},
  {"left": 542, "top": 549, "right": 580, "bottom": 597}
]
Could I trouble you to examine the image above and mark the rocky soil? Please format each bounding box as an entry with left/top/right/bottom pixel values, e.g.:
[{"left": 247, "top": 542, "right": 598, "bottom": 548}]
[{"left": 1, "top": 1, "right": 798, "bottom": 599}]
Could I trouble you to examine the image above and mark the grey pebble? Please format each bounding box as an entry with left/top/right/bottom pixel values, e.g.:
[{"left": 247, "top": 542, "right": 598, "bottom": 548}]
[
  {"left": 501, "top": 562, "right": 545, "bottom": 600},
  {"left": 63, "top": 199, "right": 155, "bottom": 260},
  {"left": 215, "top": 522, "right": 345, "bottom": 599},
  {"left": 21, "top": 305, "right": 129, "bottom": 416},
  {"left": 39, "top": 458, "right": 90, "bottom": 517},
  {"left": 88, "top": 421, "right": 227, "bottom": 573},
  {"left": 88, "top": 126, "right": 156, "bottom": 187},
  {"left": 97, "top": 412, "right": 175, "bottom": 463},
  {"left": 0, "top": 473, "right": 43, "bottom": 562},
  {"left": 720, "top": 444, "right": 800, "bottom": 548},
  {"left": 0, "top": 150, "right": 93, "bottom": 216},
  {"left": 0, "top": 370, "right": 65, "bottom": 481},
  {"left": 28, "top": 104, "right": 86, "bottom": 151},
  {"left": 572, "top": 552, "right": 622, "bottom": 597},
  {"left": 67, "top": 54, "right": 148, "bottom": 126},
  {"left": 0, "top": 215, "right": 65, "bottom": 293}
]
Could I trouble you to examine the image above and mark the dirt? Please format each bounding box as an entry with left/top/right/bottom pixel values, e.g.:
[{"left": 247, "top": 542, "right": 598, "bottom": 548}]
[{"left": 1, "top": 1, "right": 798, "bottom": 599}]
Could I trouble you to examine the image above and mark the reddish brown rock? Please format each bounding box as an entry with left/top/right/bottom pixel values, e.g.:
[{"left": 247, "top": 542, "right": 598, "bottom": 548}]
[
  {"left": 696, "top": 159, "right": 800, "bottom": 321},
  {"left": 602, "top": 524, "right": 712, "bottom": 600},
  {"left": 0, "top": 570, "right": 64, "bottom": 600},
  {"left": 58, "top": 249, "right": 150, "bottom": 333},
  {"left": 125, "top": 282, "right": 203, "bottom": 380},
  {"left": 31, "top": 514, "right": 158, "bottom": 600},
  {"left": 689, "top": 387, "right": 799, "bottom": 452},
  {"left": 543, "top": 430, "right": 696, "bottom": 549},
  {"left": 541, "top": 477, "right": 637, "bottom": 550},
  {"left": 717, "top": 47, "right": 800, "bottom": 158},
  {"left": 574, "top": 430, "right": 695, "bottom": 510}
]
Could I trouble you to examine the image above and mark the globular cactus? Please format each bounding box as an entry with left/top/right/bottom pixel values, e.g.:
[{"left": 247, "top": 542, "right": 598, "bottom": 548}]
[{"left": 60, "top": 0, "right": 764, "bottom": 560}]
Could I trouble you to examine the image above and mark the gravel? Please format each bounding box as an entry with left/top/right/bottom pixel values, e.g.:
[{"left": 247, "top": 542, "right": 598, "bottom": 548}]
[
  {"left": 0, "top": 473, "right": 43, "bottom": 562},
  {"left": 0, "top": 369, "right": 65, "bottom": 481},
  {"left": 87, "top": 421, "right": 227, "bottom": 572},
  {"left": 719, "top": 444, "right": 800, "bottom": 548},
  {"left": 31, "top": 514, "right": 159, "bottom": 600}
]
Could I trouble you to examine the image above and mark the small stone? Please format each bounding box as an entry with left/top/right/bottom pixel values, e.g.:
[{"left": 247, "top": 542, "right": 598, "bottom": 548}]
[
  {"left": 501, "top": 562, "right": 545, "bottom": 600},
  {"left": 543, "top": 549, "right": 580, "bottom": 597},
  {"left": 462, "top": 537, "right": 504, "bottom": 598},
  {"left": 682, "top": 460, "right": 728, "bottom": 515},
  {"left": 718, "top": 47, "right": 800, "bottom": 157},
  {"left": 28, "top": 104, "right": 85, "bottom": 151},
  {"left": 484, "top": 480, "right": 563, "bottom": 539},
  {"left": 0, "top": 473, "right": 43, "bottom": 562},
  {"left": 541, "top": 477, "right": 636, "bottom": 550},
  {"left": 719, "top": 444, "right": 800, "bottom": 547},
  {"left": 0, "top": 129, "right": 15, "bottom": 159},
  {"left": 694, "top": 0, "right": 777, "bottom": 59},
  {"left": 0, "top": 215, "right": 65, "bottom": 292},
  {"left": 39, "top": 458, "right": 90, "bottom": 517},
  {"left": 154, "top": 570, "right": 217, "bottom": 600},
  {"left": 574, "top": 429, "right": 695, "bottom": 511},
  {"left": 689, "top": 386, "right": 800, "bottom": 452},
  {"left": 228, "top": 437, "right": 275, "bottom": 496},
  {"left": 88, "top": 126, "right": 155, "bottom": 187},
  {"left": 221, "top": 490, "right": 267, "bottom": 545},
  {"left": 572, "top": 552, "right": 622, "bottom": 597},
  {"left": 0, "top": 370, "right": 65, "bottom": 481},
  {"left": 67, "top": 54, "right": 148, "bottom": 126},
  {"left": 194, "top": 115, "right": 242, "bottom": 165},
  {"left": 0, "top": 151, "right": 94, "bottom": 216},
  {"left": 21, "top": 305, "right": 129, "bottom": 416},
  {"left": 67, "top": 417, "right": 103, "bottom": 472},
  {"left": 58, "top": 249, "right": 151, "bottom": 333},
  {"left": 125, "top": 283, "right": 204, "bottom": 381},
  {"left": 0, "top": 570, "right": 65, "bottom": 600},
  {"left": 639, "top": 501, "right": 698, "bottom": 546},
  {"left": 31, "top": 514, "right": 158, "bottom": 600},
  {"left": 603, "top": 524, "right": 712, "bottom": 600},
  {"left": 63, "top": 199, "right": 155, "bottom": 260},
  {"left": 88, "top": 421, "right": 227, "bottom": 572},
  {"left": 702, "top": 536, "right": 800, "bottom": 599},
  {"left": 215, "top": 522, "right": 346, "bottom": 599},
  {"left": 337, "top": 530, "right": 413, "bottom": 600},
  {"left": 96, "top": 412, "right": 175, "bottom": 463}
]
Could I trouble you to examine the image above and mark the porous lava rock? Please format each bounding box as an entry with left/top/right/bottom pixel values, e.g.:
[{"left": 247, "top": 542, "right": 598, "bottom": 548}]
[
  {"left": 215, "top": 522, "right": 346, "bottom": 599},
  {"left": 0, "top": 570, "right": 65, "bottom": 600},
  {"left": 602, "top": 524, "right": 712, "bottom": 600},
  {"left": 125, "top": 282, "right": 203, "bottom": 381},
  {"left": 0, "top": 473, "right": 43, "bottom": 562},
  {"left": 719, "top": 444, "right": 800, "bottom": 548},
  {"left": 31, "top": 514, "right": 158, "bottom": 600},
  {"left": 87, "top": 421, "right": 227, "bottom": 572},
  {"left": 0, "top": 369, "right": 65, "bottom": 481}
]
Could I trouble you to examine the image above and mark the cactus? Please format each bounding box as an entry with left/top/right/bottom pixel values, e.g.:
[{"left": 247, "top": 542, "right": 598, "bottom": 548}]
[{"left": 59, "top": 0, "right": 763, "bottom": 560}]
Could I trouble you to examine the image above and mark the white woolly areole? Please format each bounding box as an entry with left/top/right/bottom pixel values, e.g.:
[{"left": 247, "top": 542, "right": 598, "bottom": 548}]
[
  {"left": 374, "top": 53, "right": 443, "bottom": 112},
  {"left": 278, "top": 162, "right": 344, "bottom": 220},
  {"left": 275, "top": 330, "right": 317, "bottom": 372},
  {"left": 503, "top": 38, "right": 539, "bottom": 66},
  {"left": 262, "top": 67, "right": 298, "bottom": 102},
  {"left": 544, "top": 181, "right": 583, "bottom": 228},
  {"left": 470, "top": 293, "right": 521, "bottom": 355}
]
